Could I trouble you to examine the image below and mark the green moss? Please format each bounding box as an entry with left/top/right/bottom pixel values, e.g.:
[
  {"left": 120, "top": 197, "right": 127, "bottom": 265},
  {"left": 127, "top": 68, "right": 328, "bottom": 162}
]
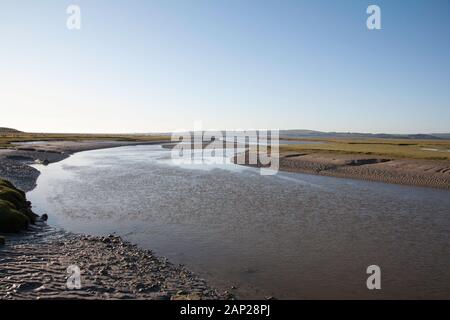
[
  {"left": 0, "top": 188, "right": 27, "bottom": 209},
  {"left": 0, "top": 179, "right": 15, "bottom": 189},
  {"left": 0, "top": 179, "right": 36, "bottom": 233}
]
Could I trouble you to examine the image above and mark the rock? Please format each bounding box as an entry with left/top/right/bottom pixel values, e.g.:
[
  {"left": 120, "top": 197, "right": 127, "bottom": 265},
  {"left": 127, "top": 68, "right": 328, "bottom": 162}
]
[
  {"left": 0, "top": 236, "right": 5, "bottom": 245},
  {"left": 16, "top": 282, "right": 43, "bottom": 292},
  {"left": 98, "top": 268, "right": 108, "bottom": 275},
  {"left": 148, "top": 292, "right": 171, "bottom": 300},
  {"left": 0, "top": 178, "right": 38, "bottom": 233},
  {"left": 33, "top": 158, "right": 50, "bottom": 166},
  {"left": 170, "top": 293, "right": 202, "bottom": 300},
  {"left": 34, "top": 285, "right": 47, "bottom": 292},
  {"left": 102, "top": 237, "right": 111, "bottom": 243},
  {"left": 41, "top": 214, "right": 48, "bottom": 221}
]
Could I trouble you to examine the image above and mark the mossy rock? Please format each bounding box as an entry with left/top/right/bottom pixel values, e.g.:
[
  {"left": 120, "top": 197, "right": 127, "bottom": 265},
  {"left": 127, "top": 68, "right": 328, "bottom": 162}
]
[
  {"left": 0, "top": 179, "right": 37, "bottom": 233},
  {"left": 0, "top": 179, "right": 15, "bottom": 189},
  {"left": 0, "top": 200, "right": 30, "bottom": 233},
  {"left": 0, "top": 188, "right": 27, "bottom": 209}
]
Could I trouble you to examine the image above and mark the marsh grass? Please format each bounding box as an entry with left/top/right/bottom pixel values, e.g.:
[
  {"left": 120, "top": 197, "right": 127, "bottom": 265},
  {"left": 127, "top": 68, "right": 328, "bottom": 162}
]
[
  {"left": 279, "top": 138, "right": 450, "bottom": 160},
  {"left": 0, "top": 133, "right": 171, "bottom": 149}
]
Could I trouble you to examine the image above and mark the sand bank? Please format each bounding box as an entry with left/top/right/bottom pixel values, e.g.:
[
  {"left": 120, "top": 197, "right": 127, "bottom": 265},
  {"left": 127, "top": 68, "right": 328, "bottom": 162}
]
[{"left": 236, "top": 152, "right": 450, "bottom": 190}]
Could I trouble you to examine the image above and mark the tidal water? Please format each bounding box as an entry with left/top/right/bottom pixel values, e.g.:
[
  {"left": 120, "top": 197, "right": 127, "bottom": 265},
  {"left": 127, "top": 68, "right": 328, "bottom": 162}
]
[{"left": 27, "top": 145, "right": 450, "bottom": 299}]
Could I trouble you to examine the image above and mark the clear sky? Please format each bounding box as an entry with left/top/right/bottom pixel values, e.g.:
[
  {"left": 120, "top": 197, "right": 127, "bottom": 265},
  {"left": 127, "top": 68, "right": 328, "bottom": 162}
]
[{"left": 1, "top": 0, "right": 449, "bottom": 133}]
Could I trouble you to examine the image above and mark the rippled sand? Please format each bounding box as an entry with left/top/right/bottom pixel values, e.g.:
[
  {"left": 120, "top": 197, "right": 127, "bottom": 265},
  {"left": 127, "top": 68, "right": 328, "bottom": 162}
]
[
  {"left": 275, "top": 153, "right": 450, "bottom": 190},
  {"left": 0, "top": 225, "right": 228, "bottom": 300}
]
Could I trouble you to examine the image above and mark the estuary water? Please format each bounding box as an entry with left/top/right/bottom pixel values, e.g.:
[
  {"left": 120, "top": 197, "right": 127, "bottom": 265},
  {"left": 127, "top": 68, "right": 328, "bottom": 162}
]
[{"left": 27, "top": 145, "right": 450, "bottom": 299}]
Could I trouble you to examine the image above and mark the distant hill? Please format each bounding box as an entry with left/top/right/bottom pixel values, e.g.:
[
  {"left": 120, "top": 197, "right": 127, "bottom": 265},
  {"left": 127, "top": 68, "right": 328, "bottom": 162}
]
[
  {"left": 165, "top": 129, "right": 450, "bottom": 140},
  {"left": 0, "top": 127, "right": 23, "bottom": 133},
  {"left": 432, "top": 133, "right": 450, "bottom": 139},
  {"left": 279, "top": 130, "right": 448, "bottom": 140}
]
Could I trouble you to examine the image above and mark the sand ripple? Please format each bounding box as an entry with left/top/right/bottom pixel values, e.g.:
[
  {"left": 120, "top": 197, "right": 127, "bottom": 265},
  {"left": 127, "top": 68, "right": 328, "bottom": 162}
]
[{"left": 0, "top": 225, "right": 227, "bottom": 300}]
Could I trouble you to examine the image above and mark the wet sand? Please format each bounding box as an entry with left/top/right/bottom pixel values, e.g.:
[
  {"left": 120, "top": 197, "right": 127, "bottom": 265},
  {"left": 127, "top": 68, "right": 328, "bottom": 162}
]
[
  {"left": 278, "top": 153, "right": 450, "bottom": 190},
  {"left": 0, "top": 140, "right": 228, "bottom": 300},
  {"left": 0, "top": 224, "right": 226, "bottom": 300},
  {"left": 234, "top": 151, "right": 450, "bottom": 190}
]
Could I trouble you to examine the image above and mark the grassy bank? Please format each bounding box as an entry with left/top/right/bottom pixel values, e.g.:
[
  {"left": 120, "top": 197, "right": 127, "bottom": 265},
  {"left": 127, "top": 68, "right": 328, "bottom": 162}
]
[
  {"left": 0, "top": 133, "right": 171, "bottom": 149},
  {"left": 0, "top": 179, "right": 37, "bottom": 233},
  {"left": 279, "top": 138, "right": 450, "bottom": 160}
]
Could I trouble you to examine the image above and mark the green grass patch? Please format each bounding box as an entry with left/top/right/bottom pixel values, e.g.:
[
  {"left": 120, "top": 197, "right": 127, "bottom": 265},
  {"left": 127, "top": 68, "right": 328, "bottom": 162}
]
[
  {"left": 0, "top": 133, "right": 172, "bottom": 149},
  {"left": 279, "top": 138, "right": 450, "bottom": 160}
]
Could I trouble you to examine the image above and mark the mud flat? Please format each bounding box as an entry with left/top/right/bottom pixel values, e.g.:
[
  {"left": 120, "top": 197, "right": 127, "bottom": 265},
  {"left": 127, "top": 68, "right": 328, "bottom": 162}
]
[
  {"left": 235, "top": 152, "right": 450, "bottom": 190},
  {"left": 0, "top": 226, "right": 226, "bottom": 300},
  {"left": 280, "top": 153, "right": 450, "bottom": 189}
]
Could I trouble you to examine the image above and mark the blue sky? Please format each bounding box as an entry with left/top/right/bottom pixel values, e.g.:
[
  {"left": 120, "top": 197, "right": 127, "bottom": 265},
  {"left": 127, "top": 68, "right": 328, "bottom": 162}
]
[{"left": 1, "top": 0, "right": 449, "bottom": 133}]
